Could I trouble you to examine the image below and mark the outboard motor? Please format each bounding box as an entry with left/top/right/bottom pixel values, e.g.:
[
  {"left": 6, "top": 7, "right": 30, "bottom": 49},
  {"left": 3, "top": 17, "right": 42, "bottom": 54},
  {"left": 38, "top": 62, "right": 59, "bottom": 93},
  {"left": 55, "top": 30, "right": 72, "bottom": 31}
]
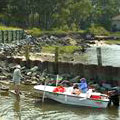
[{"left": 108, "top": 87, "right": 120, "bottom": 107}]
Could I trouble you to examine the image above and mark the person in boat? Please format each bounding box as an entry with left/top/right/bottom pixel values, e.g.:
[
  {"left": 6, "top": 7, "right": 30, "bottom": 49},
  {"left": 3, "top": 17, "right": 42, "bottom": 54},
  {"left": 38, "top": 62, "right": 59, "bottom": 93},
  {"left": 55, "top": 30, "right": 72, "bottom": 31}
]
[
  {"left": 78, "top": 78, "right": 88, "bottom": 93},
  {"left": 13, "top": 65, "right": 23, "bottom": 95},
  {"left": 72, "top": 84, "right": 81, "bottom": 95}
]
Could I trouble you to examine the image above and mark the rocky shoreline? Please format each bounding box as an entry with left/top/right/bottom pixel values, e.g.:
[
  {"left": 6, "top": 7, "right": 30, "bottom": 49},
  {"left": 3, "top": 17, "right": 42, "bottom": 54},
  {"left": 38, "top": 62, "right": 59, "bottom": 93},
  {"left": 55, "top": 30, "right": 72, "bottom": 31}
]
[
  {"left": 0, "top": 58, "right": 120, "bottom": 94},
  {"left": 0, "top": 34, "right": 120, "bottom": 95}
]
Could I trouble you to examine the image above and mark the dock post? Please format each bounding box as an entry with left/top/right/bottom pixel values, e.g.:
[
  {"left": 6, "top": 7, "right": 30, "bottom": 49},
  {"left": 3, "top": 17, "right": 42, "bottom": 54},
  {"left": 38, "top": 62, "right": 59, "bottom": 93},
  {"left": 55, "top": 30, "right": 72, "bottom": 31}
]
[
  {"left": 11, "top": 30, "right": 14, "bottom": 42},
  {"left": 25, "top": 44, "right": 30, "bottom": 61},
  {"left": 6, "top": 30, "right": 9, "bottom": 43},
  {"left": 55, "top": 47, "right": 59, "bottom": 74},
  {"left": 1, "top": 30, "right": 4, "bottom": 44},
  {"left": 96, "top": 47, "right": 102, "bottom": 66},
  {"left": 15, "top": 30, "right": 18, "bottom": 43},
  {"left": 22, "top": 30, "right": 25, "bottom": 39},
  {"left": 18, "top": 30, "right": 21, "bottom": 41}
]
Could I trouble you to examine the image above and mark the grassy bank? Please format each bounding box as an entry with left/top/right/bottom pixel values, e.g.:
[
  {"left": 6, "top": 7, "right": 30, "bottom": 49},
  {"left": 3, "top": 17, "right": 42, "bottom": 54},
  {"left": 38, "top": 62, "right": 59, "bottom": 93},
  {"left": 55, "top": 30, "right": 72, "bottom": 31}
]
[
  {"left": 0, "top": 25, "right": 21, "bottom": 30},
  {"left": 110, "top": 32, "right": 120, "bottom": 37},
  {"left": 27, "top": 28, "right": 85, "bottom": 37},
  {"left": 105, "top": 40, "right": 120, "bottom": 45},
  {"left": 42, "top": 46, "right": 81, "bottom": 54}
]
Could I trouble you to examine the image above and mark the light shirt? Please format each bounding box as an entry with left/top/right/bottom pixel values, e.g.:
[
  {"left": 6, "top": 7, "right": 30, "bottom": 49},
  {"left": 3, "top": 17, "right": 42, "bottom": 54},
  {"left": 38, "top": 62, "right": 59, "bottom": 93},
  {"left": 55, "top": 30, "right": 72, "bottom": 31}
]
[{"left": 13, "top": 68, "right": 22, "bottom": 82}]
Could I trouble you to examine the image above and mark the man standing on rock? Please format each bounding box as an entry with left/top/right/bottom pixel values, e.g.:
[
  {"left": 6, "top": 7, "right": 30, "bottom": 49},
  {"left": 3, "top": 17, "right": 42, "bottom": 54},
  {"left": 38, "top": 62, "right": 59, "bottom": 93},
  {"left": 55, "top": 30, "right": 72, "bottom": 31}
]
[{"left": 13, "top": 65, "right": 22, "bottom": 95}]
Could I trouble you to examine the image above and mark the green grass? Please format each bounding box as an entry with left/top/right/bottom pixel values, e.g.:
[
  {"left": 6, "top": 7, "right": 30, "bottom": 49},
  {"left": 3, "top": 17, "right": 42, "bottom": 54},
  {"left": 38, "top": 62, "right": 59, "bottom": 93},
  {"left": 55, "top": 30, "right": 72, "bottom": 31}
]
[
  {"left": 105, "top": 40, "right": 120, "bottom": 45},
  {"left": 27, "top": 27, "right": 85, "bottom": 37},
  {"left": 110, "top": 32, "right": 120, "bottom": 37},
  {"left": 42, "top": 46, "right": 56, "bottom": 53},
  {"left": 103, "top": 32, "right": 120, "bottom": 44},
  {"left": 42, "top": 46, "right": 81, "bottom": 54},
  {"left": 27, "top": 28, "right": 41, "bottom": 37},
  {"left": 0, "top": 25, "right": 21, "bottom": 30}
]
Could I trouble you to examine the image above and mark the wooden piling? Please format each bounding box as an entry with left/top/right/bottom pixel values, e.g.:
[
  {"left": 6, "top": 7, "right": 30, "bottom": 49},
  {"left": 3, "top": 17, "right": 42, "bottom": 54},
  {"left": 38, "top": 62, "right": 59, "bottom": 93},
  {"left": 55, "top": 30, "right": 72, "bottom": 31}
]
[
  {"left": 1, "top": 30, "right": 4, "bottom": 43},
  {"left": 11, "top": 30, "right": 14, "bottom": 41},
  {"left": 6, "top": 30, "right": 9, "bottom": 43},
  {"left": 15, "top": 30, "right": 18, "bottom": 40},
  {"left": 0, "top": 30, "right": 25, "bottom": 43},
  {"left": 96, "top": 47, "right": 102, "bottom": 66},
  {"left": 25, "top": 44, "right": 30, "bottom": 61},
  {"left": 18, "top": 30, "right": 21, "bottom": 41},
  {"left": 21, "top": 30, "right": 25, "bottom": 39},
  {"left": 54, "top": 47, "right": 59, "bottom": 74}
]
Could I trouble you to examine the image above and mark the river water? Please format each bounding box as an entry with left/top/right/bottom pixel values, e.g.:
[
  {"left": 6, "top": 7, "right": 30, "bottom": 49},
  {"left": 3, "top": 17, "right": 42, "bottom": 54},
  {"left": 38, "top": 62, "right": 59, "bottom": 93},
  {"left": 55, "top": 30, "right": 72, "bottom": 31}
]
[
  {"left": 0, "top": 45, "right": 120, "bottom": 120},
  {"left": 0, "top": 84, "right": 120, "bottom": 120},
  {"left": 74, "top": 45, "right": 120, "bottom": 67}
]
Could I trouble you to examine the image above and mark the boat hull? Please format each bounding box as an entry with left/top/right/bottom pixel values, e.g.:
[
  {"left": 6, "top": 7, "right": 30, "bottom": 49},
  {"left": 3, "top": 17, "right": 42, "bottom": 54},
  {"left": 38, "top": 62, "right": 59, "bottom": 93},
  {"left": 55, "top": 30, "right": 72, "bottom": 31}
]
[
  {"left": 34, "top": 85, "right": 109, "bottom": 108},
  {"left": 45, "top": 92, "right": 109, "bottom": 108}
]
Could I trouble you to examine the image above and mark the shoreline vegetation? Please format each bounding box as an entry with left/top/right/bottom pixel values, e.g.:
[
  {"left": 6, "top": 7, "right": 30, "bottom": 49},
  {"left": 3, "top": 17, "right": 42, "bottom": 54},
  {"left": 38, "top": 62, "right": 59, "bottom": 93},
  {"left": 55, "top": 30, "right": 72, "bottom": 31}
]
[
  {"left": 0, "top": 25, "right": 21, "bottom": 30},
  {"left": 0, "top": 25, "right": 120, "bottom": 92},
  {"left": 1, "top": 25, "right": 120, "bottom": 45},
  {"left": 1, "top": 25, "right": 120, "bottom": 64}
]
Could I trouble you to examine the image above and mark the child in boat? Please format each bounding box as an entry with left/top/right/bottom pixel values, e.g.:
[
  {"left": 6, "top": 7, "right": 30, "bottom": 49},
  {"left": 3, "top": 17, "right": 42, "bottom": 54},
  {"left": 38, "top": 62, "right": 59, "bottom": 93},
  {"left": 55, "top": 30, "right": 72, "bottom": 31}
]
[
  {"left": 72, "top": 84, "right": 81, "bottom": 95},
  {"left": 78, "top": 78, "right": 88, "bottom": 93}
]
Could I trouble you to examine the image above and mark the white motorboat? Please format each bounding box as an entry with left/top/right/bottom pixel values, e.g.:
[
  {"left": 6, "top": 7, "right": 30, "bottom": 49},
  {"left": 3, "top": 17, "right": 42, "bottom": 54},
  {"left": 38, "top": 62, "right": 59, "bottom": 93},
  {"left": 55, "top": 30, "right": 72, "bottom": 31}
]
[{"left": 34, "top": 85, "right": 110, "bottom": 108}]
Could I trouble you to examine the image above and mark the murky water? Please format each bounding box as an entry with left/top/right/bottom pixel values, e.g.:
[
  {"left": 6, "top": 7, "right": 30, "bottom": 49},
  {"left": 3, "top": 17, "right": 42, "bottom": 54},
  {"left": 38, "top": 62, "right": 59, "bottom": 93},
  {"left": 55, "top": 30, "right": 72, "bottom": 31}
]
[
  {"left": 74, "top": 45, "right": 120, "bottom": 67},
  {"left": 0, "top": 85, "right": 120, "bottom": 120}
]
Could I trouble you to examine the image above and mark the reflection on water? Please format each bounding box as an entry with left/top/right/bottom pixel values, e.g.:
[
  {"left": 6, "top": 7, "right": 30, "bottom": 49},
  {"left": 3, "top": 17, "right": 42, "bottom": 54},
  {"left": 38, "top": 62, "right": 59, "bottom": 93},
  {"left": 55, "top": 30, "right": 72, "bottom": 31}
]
[
  {"left": 0, "top": 86, "right": 120, "bottom": 120},
  {"left": 35, "top": 99, "right": 120, "bottom": 120},
  {"left": 107, "top": 106, "right": 119, "bottom": 120},
  {"left": 13, "top": 96, "right": 21, "bottom": 120}
]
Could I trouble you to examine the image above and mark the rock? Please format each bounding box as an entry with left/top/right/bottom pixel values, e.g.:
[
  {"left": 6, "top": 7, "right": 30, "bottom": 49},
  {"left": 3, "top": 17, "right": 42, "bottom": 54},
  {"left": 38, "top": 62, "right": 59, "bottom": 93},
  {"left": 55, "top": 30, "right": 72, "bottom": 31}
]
[
  {"left": 30, "top": 66, "right": 38, "bottom": 72},
  {"left": 31, "top": 76, "right": 37, "bottom": 81},
  {"left": 0, "top": 81, "right": 10, "bottom": 85},
  {"left": 50, "top": 35, "right": 58, "bottom": 40},
  {"left": 8, "top": 63, "right": 15, "bottom": 71},
  {"left": 8, "top": 63, "right": 16, "bottom": 69},
  {"left": 32, "top": 72, "right": 37, "bottom": 76},
  {"left": 0, "top": 53, "right": 5, "bottom": 58},
  {"left": 31, "top": 81, "right": 38, "bottom": 85},
  {"left": 0, "top": 61, "right": 6, "bottom": 68},
  {"left": 6, "top": 74, "right": 12, "bottom": 79},
  {"left": 0, "top": 67, "right": 3, "bottom": 72},
  {"left": 0, "top": 86, "right": 9, "bottom": 91},
  {"left": 0, "top": 75, "right": 8, "bottom": 80},
  {"left": 36, "top": 74, "right": 40, "bottom": 79},
  {"left": 24, "top": 80, "right": 32, "bottom": 85},
  {"left": 27, "top": 72, "right": 32, "bottom": 76},
  {"left": 102, "top": 83, "right": 112, "bottom": 90}
]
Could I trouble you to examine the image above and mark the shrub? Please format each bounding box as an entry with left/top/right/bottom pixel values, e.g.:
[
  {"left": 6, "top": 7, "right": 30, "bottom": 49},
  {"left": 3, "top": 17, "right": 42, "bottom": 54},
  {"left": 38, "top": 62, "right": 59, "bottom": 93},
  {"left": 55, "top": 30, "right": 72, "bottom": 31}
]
[
  {"left": 60, "top": 24, "right": 69, "bottom": 32},
  {"left": 0, "top": 25, "right": 21, "bottom": 30},
  {"left": 71, "top": 23, "right": 77, "bottom": 31},
  {"left": 87, "top": 24, "right": 110, "bottom": 36},
  {"left": 59, "top": 46, "right": 79, "bottom": 54},
  {"left": 28, "top": 27, "right": 41, "bottom": 36}
]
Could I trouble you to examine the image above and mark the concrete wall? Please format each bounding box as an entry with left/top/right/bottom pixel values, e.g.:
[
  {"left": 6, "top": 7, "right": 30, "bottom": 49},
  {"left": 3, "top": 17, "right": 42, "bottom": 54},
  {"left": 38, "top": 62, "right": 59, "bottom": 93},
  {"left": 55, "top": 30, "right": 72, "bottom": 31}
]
[
  {"left": 6, "top": 57, "right": 120, "bottom": 85},
  {"left": 0, "top": 30, "right": 24, "bottom": 43}
]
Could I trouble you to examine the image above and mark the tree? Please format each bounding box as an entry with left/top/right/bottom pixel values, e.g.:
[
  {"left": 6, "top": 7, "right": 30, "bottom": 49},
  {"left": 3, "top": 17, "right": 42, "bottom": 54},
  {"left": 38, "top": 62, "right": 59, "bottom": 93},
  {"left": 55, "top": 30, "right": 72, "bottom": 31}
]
[
  {"left": 69, "top": 0, "right": 92, "bottom": 30},
  {"left": 1, "top": 0, "right": 120, "bottom": 31},
  {"left": 0, "top": 0, "right": 8, "bottom": 12},
  {"left": 90, "top": 0, "right": 120, "bottom": 30}
]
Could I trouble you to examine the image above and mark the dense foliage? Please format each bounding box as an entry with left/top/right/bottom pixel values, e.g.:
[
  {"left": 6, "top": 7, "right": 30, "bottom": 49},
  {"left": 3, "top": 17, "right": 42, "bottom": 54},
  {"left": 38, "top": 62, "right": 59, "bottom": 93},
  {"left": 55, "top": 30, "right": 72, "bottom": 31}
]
[
  {"left": 0, "top": 0, "right": 120, "bottom": 31},
  {"left": 87, "top": 24, "right": 110, "bottom": 36}
]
